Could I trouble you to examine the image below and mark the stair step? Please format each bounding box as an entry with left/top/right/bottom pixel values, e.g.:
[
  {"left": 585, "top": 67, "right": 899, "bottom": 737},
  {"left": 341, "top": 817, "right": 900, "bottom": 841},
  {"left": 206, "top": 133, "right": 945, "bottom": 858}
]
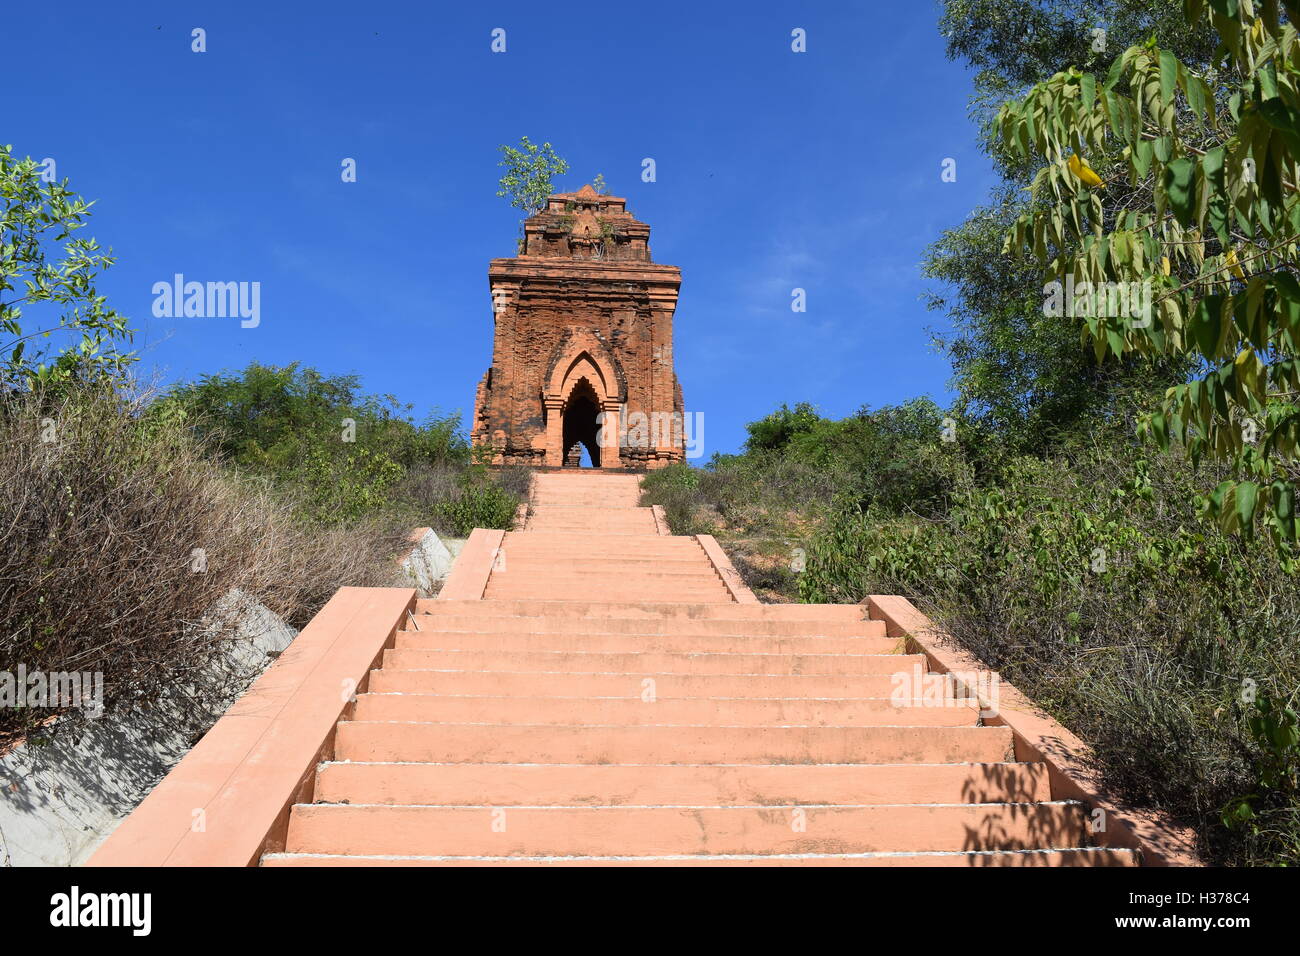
[
  {"left": 481, "top": 588, "right": 734, "bottom": 602},
  {"left": 283, "top": 802, "right": 1085, "bottom": 857},
  {"left": 499, "top": 550, "right": 700, "bottom": 559},
  {"left": 529, "top": 504, "right": 645, "bottom": 509},
  {"left": 407, "top": 616, "right": 884, "bottom": 637},
  {"left": 263, "top": 847, "right": 1138, "bottom": 867},
  {"left": 417, "top": 599, "right": 870, "bottom": 621},
  {"left": 365, "top": 669, "right": 935, "bottom": 698},
  {"left": 491, "top": 560, "right": 714, "bottom": 573},
  {"left": 380, "top": 649, "right": 922, "bottom": 676},
  {"left": 334, "top": 722, "right": 1015, "bottom": 764},
  {"left": 393, "top": 630, "right": 900, "bottom": 654},
  {"left": 350, "top": 694, "right": 979, "bottom": 727},
  {"left": 312, "top": 761, "right": 1050, "bottom": 805},
  {"left": 498, "top": 535, "right": 696, "bottom": 551},
  {"left": 486, "top": 567, "right": 721, "bottom": 580}
]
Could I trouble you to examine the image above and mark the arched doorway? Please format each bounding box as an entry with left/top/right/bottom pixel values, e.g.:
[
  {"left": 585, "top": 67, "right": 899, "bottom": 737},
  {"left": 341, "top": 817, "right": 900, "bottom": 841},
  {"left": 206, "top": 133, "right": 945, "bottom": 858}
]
[
  {"left": 542, "top": 334, "right": 624, "bottom": 469},
  {"left": 562, "top": 378, "right": 601, "bottom": 467}
]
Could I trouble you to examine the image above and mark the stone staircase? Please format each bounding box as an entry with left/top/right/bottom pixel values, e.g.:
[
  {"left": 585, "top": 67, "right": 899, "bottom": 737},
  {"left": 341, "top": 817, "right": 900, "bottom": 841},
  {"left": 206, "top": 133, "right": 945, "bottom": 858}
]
[
  {"left": 261, "top": 471, "right": 1137, "bottom": 866},
  {"left": 487, "top": 473, "right": 731, "bottom": 602}
]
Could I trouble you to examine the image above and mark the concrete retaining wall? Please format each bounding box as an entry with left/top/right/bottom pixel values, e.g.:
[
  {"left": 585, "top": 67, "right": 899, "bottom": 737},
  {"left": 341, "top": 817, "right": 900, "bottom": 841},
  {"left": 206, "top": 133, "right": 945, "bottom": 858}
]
[{"left": 0, "top": 589, "right": 297, "bottom": 866}]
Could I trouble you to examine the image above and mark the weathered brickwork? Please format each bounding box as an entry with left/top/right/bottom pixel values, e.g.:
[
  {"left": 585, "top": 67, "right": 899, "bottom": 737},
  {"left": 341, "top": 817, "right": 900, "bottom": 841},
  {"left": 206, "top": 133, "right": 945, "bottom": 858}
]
[{"left": 472, "top": 185, "right": 686, "bottom": 469}]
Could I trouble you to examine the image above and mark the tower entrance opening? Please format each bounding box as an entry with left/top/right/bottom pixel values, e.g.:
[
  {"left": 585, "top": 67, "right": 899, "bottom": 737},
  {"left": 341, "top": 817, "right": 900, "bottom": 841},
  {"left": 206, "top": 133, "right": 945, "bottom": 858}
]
[{"left": 561, "top": 378, "right": 601, "bottom": 468}]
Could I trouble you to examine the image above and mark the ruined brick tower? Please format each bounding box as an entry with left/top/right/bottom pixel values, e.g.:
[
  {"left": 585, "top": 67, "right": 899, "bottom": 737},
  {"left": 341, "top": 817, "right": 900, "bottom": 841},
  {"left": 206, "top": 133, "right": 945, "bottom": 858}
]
[{"left": 471, "top": 184, "right": 686, "bottom": 469}]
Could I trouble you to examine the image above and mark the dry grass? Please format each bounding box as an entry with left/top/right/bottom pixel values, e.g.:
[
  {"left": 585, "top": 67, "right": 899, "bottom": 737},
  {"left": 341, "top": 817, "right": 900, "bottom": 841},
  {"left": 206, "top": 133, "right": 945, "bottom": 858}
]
[{"left": 0, "top": 388, "right": 408, "bottom": 743}]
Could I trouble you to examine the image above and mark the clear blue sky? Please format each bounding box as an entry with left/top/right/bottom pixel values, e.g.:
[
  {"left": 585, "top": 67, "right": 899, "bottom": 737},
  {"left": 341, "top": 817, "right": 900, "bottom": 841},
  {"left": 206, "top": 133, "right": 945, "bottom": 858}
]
[{"left": 11, "top": 0, "right": 997, "bottom": 457}]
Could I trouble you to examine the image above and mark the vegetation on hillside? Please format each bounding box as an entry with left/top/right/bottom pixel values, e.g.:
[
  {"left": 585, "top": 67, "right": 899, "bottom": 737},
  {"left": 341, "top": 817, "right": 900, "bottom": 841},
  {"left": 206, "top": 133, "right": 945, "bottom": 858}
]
[
  {"left": 0, "top": 387, "right": 411, "bottom": 743},
  {"left": 0, "top": 155, "right": 526, "bottom": 745},
  {"left": 643, "top": 0, "right": 1300, "bottom": 865},
  {"left": 155, "top": 362, "right": 525, "bottom": 535}
]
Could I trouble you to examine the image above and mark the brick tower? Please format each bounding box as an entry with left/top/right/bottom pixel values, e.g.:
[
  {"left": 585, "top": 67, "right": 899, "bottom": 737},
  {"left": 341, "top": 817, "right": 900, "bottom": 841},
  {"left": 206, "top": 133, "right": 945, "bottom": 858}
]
[{"left": 471, "top": 184, "right": 686, "bottom": 469}]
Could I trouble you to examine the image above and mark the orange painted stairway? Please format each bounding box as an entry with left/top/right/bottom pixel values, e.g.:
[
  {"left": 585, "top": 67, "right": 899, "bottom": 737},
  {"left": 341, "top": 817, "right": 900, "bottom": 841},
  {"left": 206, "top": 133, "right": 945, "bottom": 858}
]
[{"left": 262, "top": 472, "right": 1136, "bottom": 866}]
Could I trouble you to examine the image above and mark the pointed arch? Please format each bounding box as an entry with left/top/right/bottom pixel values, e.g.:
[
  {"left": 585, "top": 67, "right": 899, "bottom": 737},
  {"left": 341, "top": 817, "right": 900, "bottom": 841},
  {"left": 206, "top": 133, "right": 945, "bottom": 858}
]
[
  {"left": 541, "top": 328, "right": 625, "bottom": 468},
  {"left": 543, "top": 328, "right": 625, "bottom": 405}
]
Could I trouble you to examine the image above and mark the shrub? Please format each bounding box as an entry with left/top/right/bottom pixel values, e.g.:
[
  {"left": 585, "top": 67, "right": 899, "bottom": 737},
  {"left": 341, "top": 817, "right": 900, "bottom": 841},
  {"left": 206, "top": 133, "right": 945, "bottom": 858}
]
[
  {"left": 0, "top": 388, "right": 408, "bottom": 744},
  {"left": 155, "top": 361, "right": 515, "bottom": 531},
  {"left": 433, "top": 473, "right": 520, "bottom": 537},
  {"left": 297, "top": 445, "right": 405, "bottom": 523},
  {"left": 800, "top": 441, "right": 1300, "bottom": 866},
  {"left": 639, "top": 462, "right": 710, "bottom": 534}
]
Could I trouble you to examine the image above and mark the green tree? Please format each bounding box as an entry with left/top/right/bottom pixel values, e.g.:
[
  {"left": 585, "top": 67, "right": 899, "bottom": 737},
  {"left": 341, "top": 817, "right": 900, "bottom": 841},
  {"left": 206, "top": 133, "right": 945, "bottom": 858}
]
[
  {"left": 995, "top": 0, "right": 1300, "bottom": 554},
  {"left": 925, "top": 1, "right": 1215, "bottom": 452},
  {"left": 743, "top": 402, "right": 826, "bottom": 452},
  {"left": 0, "top": 145, "right": 133, "bottom": 390},
  {"left": 496, "top": 136, "right": 570, "bottom": 220},
  {"left": 158, "top": 361, "right": 469, "bottom": 477},
  {"left": 156, "top": 362, "right": 475, "bottom": 525}
]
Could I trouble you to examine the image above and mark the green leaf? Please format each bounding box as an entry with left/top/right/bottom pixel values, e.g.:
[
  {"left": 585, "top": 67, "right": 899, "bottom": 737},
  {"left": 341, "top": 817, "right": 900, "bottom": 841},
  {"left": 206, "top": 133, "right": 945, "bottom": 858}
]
[
  {"left": 1165, "top": 157, "right": 1197, "bottom": 226},
  {"left": 1133, "top": 138, "right": 1153, "bottom": 178},
  {"left": 1081, "top": 72, "right": 1096, "bottom": 114},
  {"left": 1236, "top": 481, "right": 1259, "bottom": 539},
  {"left": 1159, "top": 50, "right": 1178, "bottom": 109},
  {"left": 1191, "top": 295, "right": 1224, "bottom": 360},
  {"left": 1274, "top": 482, "right": 1297, "bottom": 541},
  {"left": 1103, "top": 52, "right": 1128, "bottom": 92}
]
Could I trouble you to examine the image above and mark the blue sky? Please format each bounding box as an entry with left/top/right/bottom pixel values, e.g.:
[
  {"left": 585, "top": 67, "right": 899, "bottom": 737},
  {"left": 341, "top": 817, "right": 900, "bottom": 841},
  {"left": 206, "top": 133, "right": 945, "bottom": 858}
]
[{"left": 10, "top": 0, "right": 997, "bottom": 456}]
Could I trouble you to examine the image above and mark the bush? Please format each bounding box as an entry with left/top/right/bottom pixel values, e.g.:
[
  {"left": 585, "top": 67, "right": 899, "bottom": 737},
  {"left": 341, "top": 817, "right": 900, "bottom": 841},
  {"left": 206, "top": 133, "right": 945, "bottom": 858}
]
[
  {"left": 799, "top": 440, "right": 1300, "bottom": 866},
  {"left": 433, "top": 473, "right": 520, "bottom": 537},
  {"left": 154, "top": 361, "right": 527, "bottom": 532},
  {"left": 639, "top": 462, "right": 709, "bottom": 533},
  {"left": 297, "top": 445, "right": 405, "bottom": 523},
  {"left": 0, "top": 388, "right": 409, "bottom": 744}
]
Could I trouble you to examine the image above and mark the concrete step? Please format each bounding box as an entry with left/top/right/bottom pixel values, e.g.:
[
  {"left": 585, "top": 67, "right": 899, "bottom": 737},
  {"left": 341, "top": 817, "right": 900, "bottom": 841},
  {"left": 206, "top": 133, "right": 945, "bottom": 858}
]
[
  {"left": 494, "top": 550, "right": 706, "bottom": 562},
  {"left": 482, "top": 581, "right": 729, "bottom": 598},
  {"left": 481, "top": 584, "right": 732, "bottom": 597},
  {"left": 380, "top": 648, "right": 923, "bottom": 676},
  {"left": 527, "top": 512, "right": 656, "bottom": 520},
  {"left": 365, "top": 669, "right": 928, "bottom": 698},
  {"left": 497, "top": 550, "right": 701, "bottom": 562},
  {"left": 263, "top": 847, "right": 1139, "bottom": 867},
  {"left": 312, "top": 760, "right": 1050, "bottom": 805},
  {"left": 528, "top": 505, "right": 647, "bottom": 511},
  {"left": 487, "top": 567, "right": 721, "bottom": 581},
  {"left": 283, "top": 801, "right": 1085, "bottom": 857},
  {"left": 407, "top": 615, "right": 885, "bottom": 638},
  {"left": 334, "top": 722, "right": 1015, "bottom": 764},
  {"left": 526, "top": 513, "right": 657, "bottom": 522},
  {"left": 526, "top": 516, "right": 653, "bottom": 523},
  {"left": 350, "top": 694, "right": 979, "bottom": 727},
  {"left": 481, "top": 586, "right": 734, "bottom": 603},
  {"left": 392, "top": 629, "right": 900, "bottom": 654},
  {"left": 523, "top": 530, "right": 661, "bottom": 537},
  {"left": 491, "top": 559, "right": 715, "bottom": 573},
  {"left": 499, "top": 547, "right": 700, "bottom": 559},
  {"left": 417, "top": 599, "right": 870, "bottom": 621},
  {"left": 499, "top": 531, "right": 694, "bottom": 548}
]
